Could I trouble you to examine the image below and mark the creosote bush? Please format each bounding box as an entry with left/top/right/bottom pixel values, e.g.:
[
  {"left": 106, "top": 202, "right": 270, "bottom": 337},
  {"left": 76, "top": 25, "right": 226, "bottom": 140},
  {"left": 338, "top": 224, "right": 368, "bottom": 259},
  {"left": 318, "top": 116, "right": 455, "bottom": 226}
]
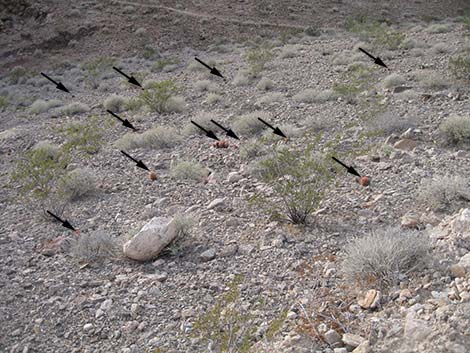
[
  {"left": 170, "top": 160, "right": 208, "bottom": 182},
  {"left": 137, "top": 80, "right": 179, "bottom": 113},
  {"left": 439, "top": 115, "right": 470, "bottom": 146},
  {"left": 58, "top": 168, "right": 97, "bottom": 201},
  {"left": 341, "top": 227, "right": 431, "bottom": 289},
  {"left": 60, "top": 116, "right": 107, "bottom": 155},
  {"left": 417, "top": 175, "right": 470, "bottom": 213},
  {"left": 251, "top": 144, "right": 331, "bottom": 224}
]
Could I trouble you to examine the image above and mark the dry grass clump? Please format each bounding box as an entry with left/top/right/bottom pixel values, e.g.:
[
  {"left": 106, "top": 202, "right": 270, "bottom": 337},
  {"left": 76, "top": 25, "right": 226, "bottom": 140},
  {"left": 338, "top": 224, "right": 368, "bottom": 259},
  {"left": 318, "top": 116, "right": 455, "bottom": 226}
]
[
  {"left": 255, "top": 92, "right": 284, "bottom": 106},
  {"left": 195, "top": 80, "right": 220, "bottom": 93},
  {"left": 431, "top": 43, "right": 452, "bottom": 54},
  {"left": 369, "top": 111, "right": 418, "bottom": 135},
  {"left": 279, "top": 45, "right": 299, "bottom": 59},
  {"left": 182, "top": 112, "right": 215, "bottom": 136},
  {"left": 233, "top": 111, "right": 271, "bottom": 136},
  {"left": 233, "top": 70, "right": 251, "bottom": 86},
  {"left": 103, "top": 94, "right": 126, "bottom": 112},
  {"left": 426, "top": 23, "right": 452, "bottom": 33},
  {"left": 55, "top": 102, "right": 90, "bottom": 116},
  {"left": 170, "top": 160, "right": 208, "bottom": 182},
  {"left": 341, "top": 227, "right": 431, "bottom": 289},
  {"left": 206, "top": 93, "right": 222, "bottom": 105},
  {"left": 239, "top": 139, "right": 268, "bottom": 161},
  {"left": 439, "top": 115, "right": 470, "bottom": 146},
  {"left": 29, "top": 99, "right": 62, "bottom": 114},
  {"left": 414, "top": 70, "right": 449, "bottom": 89},
  {"left": 256, "top": 77, "right": 275, "bottom": 91},
  {"left": 115, "top": 126, "right": 182, "bottom": 150},
  {"left": 165, "top": 96, "right": 186, "bottom": 112},
  {"left": 70, "top": 231, "right": 120, "bottom": 263},
  {"left": 417, "top": 175, "right": 470, "bottom": 213},
  {"left": 293, "top": 89, "right": 338, "bottom": 103},
  {"left": 58, "top": 168, "right": 97, "bottom": 201},
  {"left": 382, "top": 73, "right": 406, "bottom": 88}
]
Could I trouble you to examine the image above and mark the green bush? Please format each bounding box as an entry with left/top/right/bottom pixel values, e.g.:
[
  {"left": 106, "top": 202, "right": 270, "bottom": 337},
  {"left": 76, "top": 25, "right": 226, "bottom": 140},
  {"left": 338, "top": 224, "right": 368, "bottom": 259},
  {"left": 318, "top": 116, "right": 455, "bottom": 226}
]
[
  {"left": 12, "top": 142, "right": 69, "bottom": 200},
  {"left": 251, "top": 145, "right": 331, "bottom": 224},
  {"left": 245, "top": 47, "right": 274, "bottom": 76},
  {"left": 439, "top": 115, "right": 470, "bottom": 146},
  {"left": 449, "top": 53, "right": 470, "bottom": 81},
  {"left": 137, "top": 80, "right": 179, "bottom": 113},
  {"left": 60, "top": 116, "right": 107, "bottom": 155}
]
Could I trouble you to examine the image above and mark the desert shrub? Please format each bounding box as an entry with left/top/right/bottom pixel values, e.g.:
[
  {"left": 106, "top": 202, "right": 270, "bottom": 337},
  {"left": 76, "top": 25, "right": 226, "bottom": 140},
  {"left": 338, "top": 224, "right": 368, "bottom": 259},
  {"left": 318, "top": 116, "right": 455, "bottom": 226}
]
[
  {"left": 304, "top": 25, "right": 321, "bottom": 37},
  {"left": 449, "top": 53, "right": 470, "bottom": 80},
  {"left": 251, "top": 145, "right": 331, "bottom": 224},
  {"left": 137, "top": 80, "right": 178, "bottom": 113},
  {"left": 103, "top": 94, "right": 126, "bottom": 112},
  {"left": 333, "top": 64, "right": 377, "bottom": 101},
  {"left": 165, "top": 96, "right": 186, "bottom": 112},
  {"left": 293, "top": 88, "right": 338, "bottom": 103},
  {"left": 170, "top": 160, "right": 208, "bottom": 182},
  {"left": 141, "top": 45, "right": 159, "bottom": 60},
  {"left": 192, "top": 275, "right": 286, "bottom": 353},
  {"left": 206, "top": 93, "right": 222, "bottom": 105},
  {"left": 279, "top": 45, "right": 298, "bottom": 59},
  {"left": 182, "top": 113, "right": 215, "bottom": 136},
  {"left": 382, "top": 73, "right": 405, "bottom": 88},
  {"left": 245, "top": 46, "right": 274, "bottom": 76},
  {"left": 195, "top": 79, "right": 220, "bottom": 93},
  {"left": 70, "top": 230, "right": 120, "bottom": 263},
  {"left": 414, "top": 70, "right": 449, "bottom": 89},
  {"left": 426, "top": 23, "right": 451, "bottom": 33},
  {"left": 9, "top": 66, "right": 32, "bottom": 84},
  {"left": 12, "top": 141, "right": 69, "bottom": 200},
  {"left": 60, "top": 116, "right": 107, "bottom": 155},
  {"left": 56, "top": 102, "right": 90, "bottom": 116},
  {"left": 369, "top": 111, "right": 417, "bottom": 135},
  {"left": 115, "top": 126, "right": 182, "bottom": 150},
  {"left": 256, "top": 77, "right": 275, "bottom": 91},
  {"left": 341, "top": 227, "right": 431, "bottom": 289},
  {"left": 255, "top": 92, "right": 284, "bottom": 106},
  {"left": 173, "top": 214, "right": 195, "bottom": 238},
  {"left": 233, "top": 70, "right": 251, "bottom": 86},
  {"left": 81, "top": 56, "right": 116, "bottom": 88},
  {"left": 439, "top": 115, "right": 470, "bottom": 146},
  {"left": 29, "top": 99, "right": 62, "bottom": 114},
  {"left": 346, "top": 16, "right": 405, "bottom": 50},
  {"left": 431, "top": 42, "right": 451, "bottom": 54},
  {"left": 0, "top": 95, "right": 8, "bottom": 110},
  {"left": 58, "top": 168, "right": 97, "bottom": 201},
  {"left": 417, "top": 175, "right": 470, "bottom": 212},
  {"left": 233, "top": 112, "right": 270, "bottom": 137},
  {"left": 239, "top": 139, "right": 267, "bottom": 161},
  {"left": 152, "top": 57, "right": 179, "bottom": 72}
]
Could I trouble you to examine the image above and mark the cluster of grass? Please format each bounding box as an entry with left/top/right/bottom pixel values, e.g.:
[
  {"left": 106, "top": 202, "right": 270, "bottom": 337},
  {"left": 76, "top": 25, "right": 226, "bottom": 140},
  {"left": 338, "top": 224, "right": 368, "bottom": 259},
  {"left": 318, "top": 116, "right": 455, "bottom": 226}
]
[
  {"left": 293, "top": 88, "right": 338, "bottom": 104},
  {"left": 341, "top": 227, "right": 431, "bottom": 290},
  {"left": 8, "top": 66, "right": 35, "bottom": 84},
  {"left": 449, "top": 52, "right": 470, "bottom": 81},
  {"left": 103, "top": 95, "right": 126, "bottom": 112},
  {"left": 244, "top": 46, "right": 274, "bottom": 77},
  {"left": 192, "top": 275, "right": 286, "bottom": 353},
  {"left": 170, "top": 160, "right": 208, "bottom": 182},
  {"left": 58, "top": 168, "right": 97, "bottom": 202},
  {"left": 71, "top": 230, "right": 120, "bottom": 264},
  {"left": 115, "top": 126, "right": 182, "bottom": 150},
  {"left": 29, "top": 99, "right": 62, "bottom": 114},
  {"left": 151, "top": 57, "right": 180, "bottom": 72},
  {"left": 182, "top": 113, "right": 214, "bottom": 136},
  {"left": 255, "top": 92, "right": 284, "bottom": 106},
  {"left": 417, "top": 175, "right": 470, "bottom": 213},
  {"left": 233, "top": 112, "right": 270, "bottom": 137},
  {"left": 81, "top": 56, "right": 117, "bottom": 88},
  {"left": 194, "top": 79, "right": 220, "bottom": 93},
  {"left": 439, "top": 115, "right": 470, "bottom": 146},
  {"left": 251, "top": 144, "right": 331, "bottom": 224},
  {"left": 414, "top": 70, "right": 449, "bottom": 89},
  {"left": 239, "top": 139, "right": 268, "bottom": 161},
  {"left": 382, "top": 73, "right": 406, "bottom": 88},
  {"left": 256, "top": 77, "right": 275, "bottom": 91},
  {"left": 346, "top": 15, "right": 405, "bottom": 50},
  {"left": 55, "top": 102, "right": 90, "bottom": 117},
  {"left": 333, "top": 64, "right": 377, "bottom": 101},
  {"left": 369, "top": 111, "right": 417, "bottom": 136}
]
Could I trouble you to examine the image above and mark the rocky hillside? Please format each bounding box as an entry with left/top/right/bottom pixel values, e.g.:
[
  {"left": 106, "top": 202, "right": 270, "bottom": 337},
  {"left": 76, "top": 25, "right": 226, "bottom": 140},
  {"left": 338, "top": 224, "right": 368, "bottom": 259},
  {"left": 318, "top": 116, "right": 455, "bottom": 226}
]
[{"left": 1, "top": 1, "right": 469, "bottom": 353}]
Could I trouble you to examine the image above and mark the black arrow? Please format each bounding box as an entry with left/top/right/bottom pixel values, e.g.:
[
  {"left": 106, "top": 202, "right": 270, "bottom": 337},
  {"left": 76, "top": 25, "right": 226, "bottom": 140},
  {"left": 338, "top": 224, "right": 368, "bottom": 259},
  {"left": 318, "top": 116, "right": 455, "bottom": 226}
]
[
  {"left": 257, "top": 118, "right": 287, "bottom": 138},
  {"left": 331, "top": 157, "right": 361, "bottom": 177},
  {"left": 210, "top": 119, "right": 239, "bottom": 140},
  {"left": 194, "top": 57, "right": 224, "bottom": 79},
  {"left": 190, "top": 120, "right": 219, "bottom": 141},
  {"left": 121, "top": 150, "right": 149, "bottom": 171},
  {"left": 40, "top": 72, "right": 70, "bottom": 93},
  {"left": 46, "top": 210, "right": 76, "bottom": 231},
  {"left": 112, "top": 66, "right": 143, "bottom": 88},
  {"left": 358, "top": 48, "right": 387, "bottom": 68},
  {"left": 107, "top": 110, "right": 136, "bottom": 131}
]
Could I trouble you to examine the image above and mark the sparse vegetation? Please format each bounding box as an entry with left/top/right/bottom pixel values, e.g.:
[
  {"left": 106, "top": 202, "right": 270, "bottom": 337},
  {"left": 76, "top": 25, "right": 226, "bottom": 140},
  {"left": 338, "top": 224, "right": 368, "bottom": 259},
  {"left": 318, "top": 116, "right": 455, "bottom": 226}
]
[
  {"left": 239, "top": 139, "right": 267, "bottom": 161},
  {"left": 60, "top": 116, "right": 107, "bottom": 155},
  {"left": 58, "top": 168, "right": 97, "bottom": 201},
  {"left": 195, "top": 80, "right": 220, "bottom": 93},
  {"left": 233, "top": 112, "right": 270, "bottom": 137},
  {"left": 439, "top": 115, "right": 470, "bottom": 146},
  {"left": 346, "top": 16, "right": 405, "bottom": 50},
  {"left": 449, "top": 52, "right": 470, "bottom": 81},
  {"left": 369, "top": 111, "right": 418, "bottom": 135},
  {"left": 81, "top": 56, "right": 116, "bottom": 88},
  {"left": 103, "top": 94, "right": 126, "bottom": 112},
  {"left": 426, "top": 23, "right": 451, "bottom": 33},
  {"left": 341, "top": 227, "right": 431, "bottom": 289},
  {"left": 137, "top": 80, "right": 179, "bottom": 113},
  {"left": 152, "top": 57, "right": 180, "bottom": 72},
  {"left": 279, "top": 45, "right": 298, "bottom": 59},
  {"left": 431, "top": 42, "right": 451, "bottom": 54},
  {"left": 417, "top": 175, "right": 470, "bottom": 212},
  {"left": 293, "top": 88, "right": 338, "bottom": 103},
  {"left": 414, "top": 70, "right": 449, "bottom": 89},
  {"left": 70, "top": 231, "right": 120, "bottom": 263},
  {"left": 251, "top": 145, "right": 331, "bottom": 224},
  {"left": 115, "top": 126, "right": 182, "bottom": 150},
  {"left": 206, "top": 93, "right": 222, "bottom": 105},
  {"left": 382, "top": 73, "right": 406, "bottom": 88},
  {"left": 255, "top": 92, "right": 284, "bottom": 106},
  {"left": 245, "top": 46, "right": 274, "bottom": 76},
  {"left": 56, "top": 102, "right": 90, "bottom": 117},
  {"left": 256, "top": 77, "right": 275, "bottom": 91},
  {"left": 0, "top": 96, "right": 8, "bottom": 111},
  {"left": 170, "top": 160, "right": 208, "bottom": 182},
  {"left": 182, "top": 113, "right": 214, "bottom": 136}
]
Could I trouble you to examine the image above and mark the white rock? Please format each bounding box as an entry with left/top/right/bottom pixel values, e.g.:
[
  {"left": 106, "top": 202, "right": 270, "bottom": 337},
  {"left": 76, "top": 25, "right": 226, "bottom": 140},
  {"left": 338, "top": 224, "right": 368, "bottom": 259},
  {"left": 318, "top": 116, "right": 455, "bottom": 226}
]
[
  {"left": 200, "top": 248, "right": 216, "bottom": 262},
  {"left": 207, "top": 198, "right": 226, "bottom": 210},
  {"left": 100, "top": 299, "right": 113, "bottom": 311},
  {"left": 227, "top": 172, "right": 242, "bottom": 183},
  {"left": 334, "top": 348, "right": 348, "bottom": 353},
  {"left": 352, "top": 340, "right": 371, "bottom": 353},
  {"left": 123, "top": 217, "right": 178, "bottom": 261},
  {"left": 404, "top": 315, "right": 431, "bottom": 341},
  {"left": 458, "top": 253, "right": 470, "bottom": 273},
  {"left": 83, "top": 323, "right": 93, "bottom": 332}
]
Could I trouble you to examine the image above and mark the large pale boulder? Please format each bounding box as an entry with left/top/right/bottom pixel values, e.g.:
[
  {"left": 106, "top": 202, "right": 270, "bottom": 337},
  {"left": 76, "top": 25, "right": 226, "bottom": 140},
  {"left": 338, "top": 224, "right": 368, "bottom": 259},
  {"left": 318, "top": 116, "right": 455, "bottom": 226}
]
[{"left": 123, "top": 217, "right": 178, "bottom": 261}]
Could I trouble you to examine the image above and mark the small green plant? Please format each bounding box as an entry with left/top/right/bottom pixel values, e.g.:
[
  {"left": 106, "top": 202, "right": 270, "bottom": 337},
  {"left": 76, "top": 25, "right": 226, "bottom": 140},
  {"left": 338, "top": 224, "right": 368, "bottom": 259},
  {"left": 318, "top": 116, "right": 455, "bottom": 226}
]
[
  {"left": 251, "top": 144, "right": 331, "bottom": 224},
  {"left": 245, "top": 46, "right": 274, "bottom": 76},
  {"left": 60, "top": 116, "right": 108, "bottom": 155},
  {"left": 81, "top": 56, "right": 116, "bottom": 88},
  {"left": 192, "top": 275, "right": 287, "bottom": 352},
  {"left": 12, "top": 142, "right": 69, "bottom": 200},
  {"left": 449, "top": 53, "right": 470, "bottom": 81},
  {"left": 103, "top": 94, "right": 126, "bottom": 112},
  {"left": 137, "top": 80, "right": 179, "bottom": 113}
]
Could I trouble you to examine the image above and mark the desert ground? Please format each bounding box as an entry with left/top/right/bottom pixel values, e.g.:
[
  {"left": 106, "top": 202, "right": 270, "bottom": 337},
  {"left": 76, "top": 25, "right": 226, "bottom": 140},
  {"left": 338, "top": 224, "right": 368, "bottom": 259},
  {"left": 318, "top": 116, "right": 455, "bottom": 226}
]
[{"left": 1, "top": 1, "right": 469, "bottom": 352}]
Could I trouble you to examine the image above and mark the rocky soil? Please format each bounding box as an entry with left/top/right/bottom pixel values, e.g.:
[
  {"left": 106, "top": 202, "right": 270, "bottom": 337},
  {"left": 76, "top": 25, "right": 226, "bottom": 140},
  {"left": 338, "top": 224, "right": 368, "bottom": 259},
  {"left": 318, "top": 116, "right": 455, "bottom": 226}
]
[{"left": 1, "top": 1, "right": 469, "bottom": 353}]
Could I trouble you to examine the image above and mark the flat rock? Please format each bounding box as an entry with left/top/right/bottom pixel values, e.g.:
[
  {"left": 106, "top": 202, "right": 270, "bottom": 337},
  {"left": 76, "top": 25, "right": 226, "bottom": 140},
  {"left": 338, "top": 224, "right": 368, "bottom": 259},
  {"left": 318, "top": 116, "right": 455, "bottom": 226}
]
[
  {"left": 123, "top": 217, "right": 178, "bottom": 261},
  {"left": 200, "top": 248, "right": 216, "bottom": 262},
  {"left": 324, "top": 329, "right": 342, "bottom": 346},
  {"left": 358, "top": 289, "right": 381, "bottom": 309},
  {"left": 352, "top": 340, "right": 371, "bottom": 353},
  {"left": 342, "top": 333, "right": 366, "bottom": 348},
  {"left": 457, "top": 253, "right": 470, "bottom": 273},
  {"left": 404, "top": 315, "right": 431, "bottom": 341},
  {"left": 226, "top": 172, "right": 242, "bottom": 183},
  {"left": 207, "top": 198, "right": 226, "bottom": 210},
  {"left": 393, "top": 138, "right": 417, "bottom": 151}
]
